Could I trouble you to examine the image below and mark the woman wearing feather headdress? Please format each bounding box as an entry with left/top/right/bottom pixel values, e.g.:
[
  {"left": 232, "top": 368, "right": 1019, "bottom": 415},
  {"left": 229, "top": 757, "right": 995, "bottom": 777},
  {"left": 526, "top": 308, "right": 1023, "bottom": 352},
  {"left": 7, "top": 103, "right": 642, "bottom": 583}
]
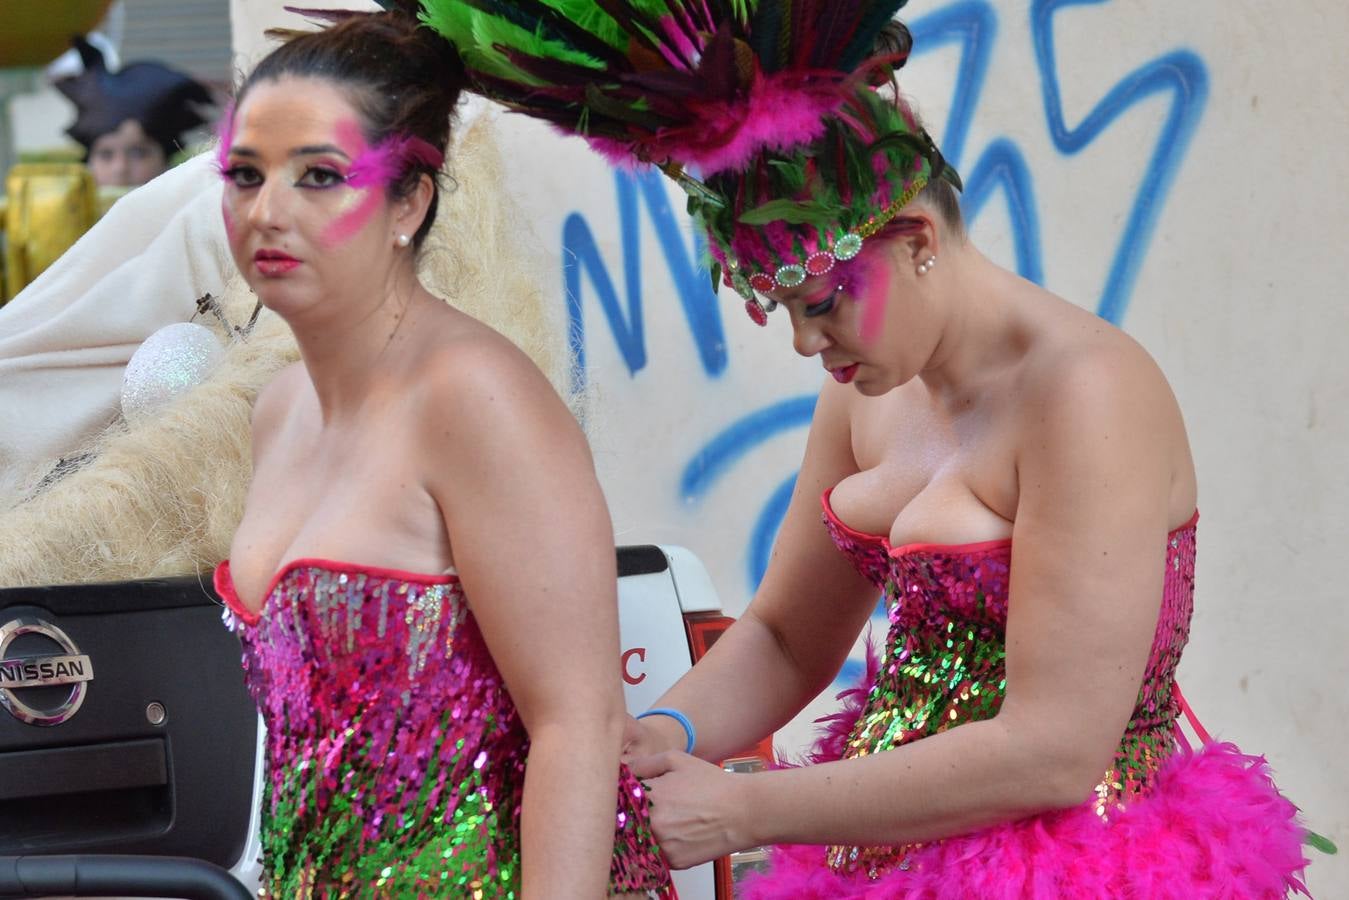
[
  {"left": 426, "top": 1, "right": 1321, "bottom": 896},
  {"left": 212, "top": 6, "right": 674, "bottom": 897}
]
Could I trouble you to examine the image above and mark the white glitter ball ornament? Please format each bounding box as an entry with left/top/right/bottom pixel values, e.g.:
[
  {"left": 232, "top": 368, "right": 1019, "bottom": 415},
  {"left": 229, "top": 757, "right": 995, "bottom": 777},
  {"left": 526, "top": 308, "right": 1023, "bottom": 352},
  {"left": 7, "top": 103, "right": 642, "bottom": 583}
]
[{"left": 121, "top": 322, "right": 225, "bottom": 423}]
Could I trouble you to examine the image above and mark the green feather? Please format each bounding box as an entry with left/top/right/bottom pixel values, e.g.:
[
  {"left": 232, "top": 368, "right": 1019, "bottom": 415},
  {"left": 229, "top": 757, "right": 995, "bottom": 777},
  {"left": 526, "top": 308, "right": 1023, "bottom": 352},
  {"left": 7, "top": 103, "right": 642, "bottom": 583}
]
[
  {"left": 777, "top": 3, "right": 792, "bottom": 71},
  {"left": 837, "top": 0, "right": 910, "bottom": 72},
  {"left": 766, "top": 158, "right": 807, "bottom": 197},
  {"left": 1305, "top": 830, "right": 1338, "bottom": 855},
  {"left": 738, "top": 198, "right": 841, "bottom": 228},
  {"left": 841, "top": 127, "right": 878, "bottom": 206},
  {"left": 940, "top": 163, "right": 963, "bottom": 192},
  {"left": 603, "top": 0, "right": 679, "bottom": 22},
  {"left": 540, "top": 0, "right": 627, "bottom": 49},
  {"left": 419, "top": 3, "right": 605, "bottom": 83},
  {"left": 583, "top": 83, "right": 664, "bottom": 128},
  {"left": 866, "top": 130, "right": 928, "bottom": 161}
]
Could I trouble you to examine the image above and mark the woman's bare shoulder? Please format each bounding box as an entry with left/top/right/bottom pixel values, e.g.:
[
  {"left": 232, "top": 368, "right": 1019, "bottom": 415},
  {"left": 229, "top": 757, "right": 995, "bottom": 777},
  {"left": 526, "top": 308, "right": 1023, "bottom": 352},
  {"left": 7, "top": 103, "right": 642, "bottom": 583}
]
[
  {"left": 1012, "top": 295, "right": 1195, "bottom": 511},
  {"left": 406, "top": 305, "right": 600, "bottom": 521},
  {"left": 414, "top": 307, "right": 564, "bottom": 408},
  {"left": 1018, "top": 292, "right": 1179, "bottom": 414},
  {"left": 406, "top": 304, "right": 581, "bottom": 453}
]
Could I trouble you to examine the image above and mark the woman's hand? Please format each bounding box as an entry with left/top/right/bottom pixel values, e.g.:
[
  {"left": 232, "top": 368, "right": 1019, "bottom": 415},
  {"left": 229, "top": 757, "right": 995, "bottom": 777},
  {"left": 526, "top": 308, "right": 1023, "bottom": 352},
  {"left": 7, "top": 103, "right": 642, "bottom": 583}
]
[
  {"left": 627, "top": 751, "right": 755, "bottom": 870},
  {"left": 622, "top": 713, "right": 691, "bottom": 758}
]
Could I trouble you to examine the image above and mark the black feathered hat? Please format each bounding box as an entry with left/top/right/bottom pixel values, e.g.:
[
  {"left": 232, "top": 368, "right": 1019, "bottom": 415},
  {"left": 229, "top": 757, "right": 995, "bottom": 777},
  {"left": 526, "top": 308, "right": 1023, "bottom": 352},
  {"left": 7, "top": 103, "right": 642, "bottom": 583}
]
[{"left": 54, "top": 36, "right": 214, "bottom": 156}]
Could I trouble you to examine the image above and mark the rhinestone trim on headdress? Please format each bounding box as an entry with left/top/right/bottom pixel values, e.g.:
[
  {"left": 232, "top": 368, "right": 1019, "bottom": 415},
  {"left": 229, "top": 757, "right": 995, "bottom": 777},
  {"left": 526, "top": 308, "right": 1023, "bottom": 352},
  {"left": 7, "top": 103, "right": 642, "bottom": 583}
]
[{"left": 728, "top": 178, "right": 928, "bottom": 325}]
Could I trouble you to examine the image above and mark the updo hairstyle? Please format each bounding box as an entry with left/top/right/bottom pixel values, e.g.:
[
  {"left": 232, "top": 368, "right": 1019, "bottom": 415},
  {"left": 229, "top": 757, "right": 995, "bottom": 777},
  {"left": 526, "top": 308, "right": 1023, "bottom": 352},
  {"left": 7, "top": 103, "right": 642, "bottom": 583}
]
[
  {"left": 234, "top": 7, "right": 466, "bottom": 248},
  {"left": 874, "top": 19, "right": 965, "bottom": 237}
]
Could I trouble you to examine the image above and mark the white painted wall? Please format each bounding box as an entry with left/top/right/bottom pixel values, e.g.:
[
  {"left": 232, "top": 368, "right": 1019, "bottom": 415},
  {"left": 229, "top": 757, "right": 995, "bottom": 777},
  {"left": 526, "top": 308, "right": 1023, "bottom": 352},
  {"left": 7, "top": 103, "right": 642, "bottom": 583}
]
[
  {"left": 234, "top": 1, "right": 1348, "bottom": 892},
  {"left": 8, "top": 86, "right": 73, "bottom": 155}
]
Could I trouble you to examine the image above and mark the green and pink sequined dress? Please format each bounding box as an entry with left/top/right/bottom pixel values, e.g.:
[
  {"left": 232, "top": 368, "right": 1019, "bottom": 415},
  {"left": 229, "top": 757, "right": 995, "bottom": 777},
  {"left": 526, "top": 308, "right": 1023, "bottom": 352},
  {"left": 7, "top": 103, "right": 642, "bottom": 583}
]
[
  {"left": 215, "top": 559, "right": 674, "bottom": 898},
  {"left": 741, "top": 490, "right": 1311, "bottom": 899}
]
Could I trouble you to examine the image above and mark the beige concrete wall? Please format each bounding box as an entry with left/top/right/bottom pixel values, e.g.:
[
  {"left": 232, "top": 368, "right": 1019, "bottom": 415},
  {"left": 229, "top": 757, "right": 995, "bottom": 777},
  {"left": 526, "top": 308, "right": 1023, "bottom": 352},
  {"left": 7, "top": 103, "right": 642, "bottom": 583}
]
[
  {"left": 234, "top": 2, "right": 1348, "bottom": 892},
  {"left": 230, "top": 0, "right": 378, "bottom": 78}
]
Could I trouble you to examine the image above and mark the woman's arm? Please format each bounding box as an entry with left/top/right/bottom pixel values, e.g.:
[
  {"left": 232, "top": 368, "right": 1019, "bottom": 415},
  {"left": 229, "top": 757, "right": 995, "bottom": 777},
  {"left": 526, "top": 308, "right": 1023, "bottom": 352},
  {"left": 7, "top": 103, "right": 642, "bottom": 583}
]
[
  {"left": 630, "top": 379, "right": 881, "bottom": 762},
  {"left": 421, "top": 335, "right": 625, "bottom": 899},
  {"left": 633, "top": 345, "right": 1192, "bottom": 867}
]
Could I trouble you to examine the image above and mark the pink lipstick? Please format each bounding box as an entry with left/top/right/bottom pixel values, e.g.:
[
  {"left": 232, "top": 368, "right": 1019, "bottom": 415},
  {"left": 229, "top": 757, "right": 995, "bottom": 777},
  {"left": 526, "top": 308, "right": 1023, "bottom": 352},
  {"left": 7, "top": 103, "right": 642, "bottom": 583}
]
[
  {"left": 830, "top": 363, "right": 859, "bottom": 384},
  {"left": 254, "top": 249, "right": 300, "bottom": 276}
]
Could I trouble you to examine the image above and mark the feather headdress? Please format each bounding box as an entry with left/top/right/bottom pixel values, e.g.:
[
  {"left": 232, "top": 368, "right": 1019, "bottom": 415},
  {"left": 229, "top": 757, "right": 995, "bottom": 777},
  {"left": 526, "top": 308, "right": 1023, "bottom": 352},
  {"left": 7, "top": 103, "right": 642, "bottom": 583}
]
[{"left": 420, "top": 0, "right": 960, "bottom": 321}]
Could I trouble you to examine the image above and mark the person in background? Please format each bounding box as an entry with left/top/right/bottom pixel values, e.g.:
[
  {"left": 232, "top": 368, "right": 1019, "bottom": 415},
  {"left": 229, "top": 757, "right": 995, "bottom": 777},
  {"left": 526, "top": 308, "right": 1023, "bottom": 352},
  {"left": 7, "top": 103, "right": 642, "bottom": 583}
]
[{"left": 52, "top": 36, "right": 214, "bottom": 188}]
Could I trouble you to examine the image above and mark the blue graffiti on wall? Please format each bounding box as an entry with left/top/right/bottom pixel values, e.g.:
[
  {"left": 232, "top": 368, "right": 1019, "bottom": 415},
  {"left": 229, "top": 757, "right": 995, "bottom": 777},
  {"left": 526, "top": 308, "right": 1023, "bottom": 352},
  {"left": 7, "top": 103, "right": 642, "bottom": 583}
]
[
  {"left": 562, "top": 1, "right": 1209, "bottom": 680},
  {"left": 678, "top": 395, "right": 820, "bottom": 588},
  {"left": 562, "top": 170, "right": 727, "bottom": 383},
  {"left": 1030, "top": 0, "right": 1209, "bottom": 323}
]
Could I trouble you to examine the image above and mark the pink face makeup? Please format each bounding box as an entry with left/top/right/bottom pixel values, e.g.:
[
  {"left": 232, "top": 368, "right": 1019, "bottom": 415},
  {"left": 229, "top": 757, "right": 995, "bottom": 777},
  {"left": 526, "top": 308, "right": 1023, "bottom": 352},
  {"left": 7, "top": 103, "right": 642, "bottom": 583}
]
[
  {"left": 217, "top": 101, "right": 240, "bottom": 245},
  {"left": 214, "top": 101, "right": 236, "bottom": 177},
  {"left": 221, "top": 201, "right": 238, "bottom": 244},
  {"left": 320, "top": 179, "right": 383, "bottom": 248},
  {"left": 849, "top": 250, "right": 891, "bottom": 345},
  {"left": 343, "top": 132, "right": 444, "bottom": 193},
  {"left": 320, "top": 120, "right": 445, "bottom": 249},
  {"left": 318, "top": 120, "right": 380, "bottom": 248}
]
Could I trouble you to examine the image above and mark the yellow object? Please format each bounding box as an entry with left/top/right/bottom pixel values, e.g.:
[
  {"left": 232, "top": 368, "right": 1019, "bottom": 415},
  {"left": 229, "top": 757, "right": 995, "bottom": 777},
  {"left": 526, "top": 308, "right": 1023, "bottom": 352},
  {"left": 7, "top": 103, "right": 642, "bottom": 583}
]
[
  {"left": 1, "top": 163, "right": 99, "bottom": 304},
  {"left": 0, "top": 0, "right": 113, "bottom": 67}
]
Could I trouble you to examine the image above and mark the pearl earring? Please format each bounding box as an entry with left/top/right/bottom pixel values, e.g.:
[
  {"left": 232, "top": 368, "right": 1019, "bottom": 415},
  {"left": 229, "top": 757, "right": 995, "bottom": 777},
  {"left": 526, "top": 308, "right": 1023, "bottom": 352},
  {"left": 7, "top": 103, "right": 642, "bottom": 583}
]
[
  {"left": 916, "top": 255, "right": 937, "bottom": 275},
  {"left": 396, "top": 233, "right": 411, "bottom": 248}
]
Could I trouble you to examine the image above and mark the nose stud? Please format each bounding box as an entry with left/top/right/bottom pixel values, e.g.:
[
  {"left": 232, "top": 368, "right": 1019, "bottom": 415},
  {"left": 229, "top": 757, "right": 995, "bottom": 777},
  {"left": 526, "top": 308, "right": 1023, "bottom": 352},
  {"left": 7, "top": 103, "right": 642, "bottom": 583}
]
[{"left": 917, "top": 255, "right": 937, "bottom": 276}]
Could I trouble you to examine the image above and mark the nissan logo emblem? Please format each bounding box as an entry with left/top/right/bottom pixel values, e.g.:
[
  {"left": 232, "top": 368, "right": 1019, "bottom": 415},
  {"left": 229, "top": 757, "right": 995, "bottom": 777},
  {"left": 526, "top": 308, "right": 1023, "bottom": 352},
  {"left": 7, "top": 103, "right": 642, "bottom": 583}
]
[{"left": 0, "top": 616, "right": 93, "bottom": 726}]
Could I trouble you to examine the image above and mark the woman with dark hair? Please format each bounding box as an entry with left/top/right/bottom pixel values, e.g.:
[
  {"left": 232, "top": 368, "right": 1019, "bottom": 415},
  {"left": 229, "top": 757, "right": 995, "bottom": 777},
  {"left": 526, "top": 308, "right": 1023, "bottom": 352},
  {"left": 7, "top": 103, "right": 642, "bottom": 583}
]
[
  {"left": 53, "top": 37, "right": 214, "bottom": 187},
  {"left": 428, "top": 1, "right": 1323, "bottom": 896},
  {"left": 212, "top": 8, "right": 673, "bottom": 897}
]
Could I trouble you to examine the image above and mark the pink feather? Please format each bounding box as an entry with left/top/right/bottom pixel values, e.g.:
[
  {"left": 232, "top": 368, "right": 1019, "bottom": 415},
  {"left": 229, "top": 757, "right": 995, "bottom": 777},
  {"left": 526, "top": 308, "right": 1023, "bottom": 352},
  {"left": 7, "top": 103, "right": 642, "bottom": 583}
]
[
  {"left": 851, "top": 251, "right": 890, "bottom": 346},
  {"left": 804, "top": 635, "right": 881, "bottom": 765},
  {"left": 744, "top": 740, "right": 1311, "bottom": 899},
  {"left": 750, "top": 648, "right": 1312, "bottom": 898},
  {"left": 588, "top": 71, "right": 850, "bottom": 176},
  {"left": 344, "top": 130, "right": 445, "bottom": 190}
]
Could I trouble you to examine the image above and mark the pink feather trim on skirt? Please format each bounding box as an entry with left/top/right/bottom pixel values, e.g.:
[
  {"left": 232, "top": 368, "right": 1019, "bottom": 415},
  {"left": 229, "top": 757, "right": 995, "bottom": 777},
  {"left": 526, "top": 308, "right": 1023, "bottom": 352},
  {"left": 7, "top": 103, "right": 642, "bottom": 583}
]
[
  {"left": 741, "top": 741, "right": 1311, "bottom": 899},
  {"left": 750, "top": 643, "right": 1310, "bottom": 899}
]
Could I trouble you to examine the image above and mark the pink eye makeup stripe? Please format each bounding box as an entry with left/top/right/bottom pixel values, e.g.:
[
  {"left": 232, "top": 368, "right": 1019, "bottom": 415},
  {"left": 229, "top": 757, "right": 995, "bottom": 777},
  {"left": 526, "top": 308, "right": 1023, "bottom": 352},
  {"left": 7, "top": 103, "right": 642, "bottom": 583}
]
[
  {"left": 337, "top": 120, "right": 445, "bottom": 190},
  {"left": 854, "top": 255, "right": 890, "bottom": 345},
  {"left": 318, "top": 120, "right": 445, "bottom": 248},
  {"left": 318, "top": 121, "right": 378, "bottom": 248},
  {"left": 214, "top": 101, "right": 237, "bottom": 177}
]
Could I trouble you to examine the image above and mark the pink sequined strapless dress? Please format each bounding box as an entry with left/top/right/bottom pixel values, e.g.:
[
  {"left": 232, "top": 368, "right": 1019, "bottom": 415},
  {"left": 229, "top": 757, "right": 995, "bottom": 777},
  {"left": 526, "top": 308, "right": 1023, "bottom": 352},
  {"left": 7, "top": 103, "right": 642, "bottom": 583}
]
[
  {"left": 742, "top": 491, "right": 1310, "bottom": 899},
  {"left": 215, "top": 559, "right": 675, "bottom": 898}
]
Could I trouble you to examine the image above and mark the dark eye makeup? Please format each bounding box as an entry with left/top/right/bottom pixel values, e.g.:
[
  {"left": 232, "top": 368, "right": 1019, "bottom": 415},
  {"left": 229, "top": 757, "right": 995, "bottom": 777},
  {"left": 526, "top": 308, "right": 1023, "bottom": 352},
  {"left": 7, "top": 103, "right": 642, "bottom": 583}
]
[
  {"left": 221, "top": 165, "right": 262, "bottom": 188},
  {"left": 804, "top": 282, "right": 846, "bottom": 318},
  {"left": 220, "top": 164, "right": 348, "bottom": 190},
  {"left": 296, "top": 166, "right": 347, "bottom": 189}
]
